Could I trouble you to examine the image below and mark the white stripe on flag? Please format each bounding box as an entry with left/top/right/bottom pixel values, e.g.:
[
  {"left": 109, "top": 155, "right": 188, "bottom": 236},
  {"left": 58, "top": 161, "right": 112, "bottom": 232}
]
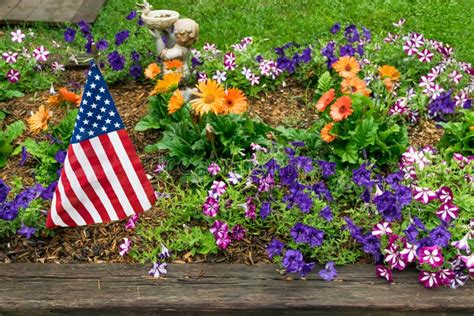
[
  {"left": 63, "top": 155, "right": 103, "bottom": 223},
  {"left": 89, "top": 136, "right": 135, "bottom": 216},
  {"left": 72, "top": 143, "right": 119, "bottom": 221},
  {"left": 49, "top": 190, "right": 67, "bottom": 227},
  {"left": 57, "top": 176, "right": 87, "bottom": 226},
  {"left": 108, "top": 131, "right": 151, "bottom": 211}
]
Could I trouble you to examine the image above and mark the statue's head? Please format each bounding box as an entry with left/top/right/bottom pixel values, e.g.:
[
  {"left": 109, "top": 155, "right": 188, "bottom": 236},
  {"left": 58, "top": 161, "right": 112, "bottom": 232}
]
[{"left": 173, "top": 18, "right": 199, "bottom": 47}]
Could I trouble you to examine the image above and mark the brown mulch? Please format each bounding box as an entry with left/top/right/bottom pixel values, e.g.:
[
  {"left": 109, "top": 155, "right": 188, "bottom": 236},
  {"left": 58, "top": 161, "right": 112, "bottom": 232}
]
[{"left": 0, "top": 74, "right": 443, "bottom": 265}]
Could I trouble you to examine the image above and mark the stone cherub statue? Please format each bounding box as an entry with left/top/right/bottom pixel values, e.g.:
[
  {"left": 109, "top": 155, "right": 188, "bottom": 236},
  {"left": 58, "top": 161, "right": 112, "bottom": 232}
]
[{"left": 138, "top": 1, "right": 199, "bottom": 77}]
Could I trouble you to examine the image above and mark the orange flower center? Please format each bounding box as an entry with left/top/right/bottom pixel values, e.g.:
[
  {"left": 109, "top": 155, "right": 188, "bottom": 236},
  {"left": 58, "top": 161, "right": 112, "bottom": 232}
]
[
  {"left": 339, "top": 105, "right": 347, "bottom": 113},
  {"left": 351, "top": 86, "right": 357, "bottom": 93},
  {"left": 345, "top": 64, "right": 352, "bottom": 71}
]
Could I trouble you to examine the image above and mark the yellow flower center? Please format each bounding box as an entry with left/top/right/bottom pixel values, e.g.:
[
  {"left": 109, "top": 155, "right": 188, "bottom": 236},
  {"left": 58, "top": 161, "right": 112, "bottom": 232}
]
[{"left": 204, "top": 94, "right": 215, "bottom": 104}]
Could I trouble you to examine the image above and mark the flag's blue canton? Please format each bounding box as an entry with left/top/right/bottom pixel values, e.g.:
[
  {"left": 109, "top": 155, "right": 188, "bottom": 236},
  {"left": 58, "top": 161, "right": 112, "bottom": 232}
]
[{"left": 70, "top": 62, "right": 124, "bottom": 144}]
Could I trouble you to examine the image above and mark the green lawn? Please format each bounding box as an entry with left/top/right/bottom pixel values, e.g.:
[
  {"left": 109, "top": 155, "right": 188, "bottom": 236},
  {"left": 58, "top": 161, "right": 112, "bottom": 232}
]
[{"left": 2, "top": 0, "right": 473, "bottom": 63}]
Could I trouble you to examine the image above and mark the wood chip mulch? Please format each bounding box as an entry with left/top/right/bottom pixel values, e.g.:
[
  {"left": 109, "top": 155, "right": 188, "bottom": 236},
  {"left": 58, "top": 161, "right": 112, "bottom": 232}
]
[{"left": 0, "top": 73, "right": 443, "bottom": 264}]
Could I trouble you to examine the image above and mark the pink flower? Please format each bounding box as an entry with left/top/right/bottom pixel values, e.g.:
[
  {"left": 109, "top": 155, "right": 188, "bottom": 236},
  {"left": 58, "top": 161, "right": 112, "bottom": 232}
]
[
  {"left": 384, "top": 32, "right": 399, "bottom": 43},
  {"left": 372, "top": 221, "right": 392, "bottom": 238},
  {"left": 210, "top": 180, "right": 227, "bottom": 196},
  {"left": 384, "top": 244, "right": 400, "bottom": 267},
  {"left": 119, "top": 238, "right": 132, "bottom": 256},
  {"left": 210, "top": 220, "right": 228, "bottom": 235},
  {"left": 437, "top": 268, "right": 455, "bottom": 286},
  {"left": 51, "top": 61, "right": 65, "bottom": 72},
  {"left": 448, "top": 70, "right": 462, "bottom": 84},
  {"left": 2, "top": 52, "right": 18, "bottom": 64},
  {"left": 197, "top": 72, "right": 208, "bottom": 82},
  {"left": 228, "top": 171, "right": 242, "bottom": 185},
  {"left": 392, "top": 18, "right": 406, "bottom": 27},
  {"left": 203, "top": 42, "right": 217, "bottom": 52},
  {"left": 403, "top": 40, "right": 418, "bottom": 56},
  {"left": 460, "top": 254, "right": 474, "bottom": 268},
  {"left": 436, "top": 203, "right": 459, "bottom": 223},
  {"left": 224, "top": 61, "right": 236, "bottom": 71},
  {"left": 11, "top": 29, "right": 25, "bottom": 43},
  {"left": 418, "top": 75, "right": 434, "bottom": 88},
  {"left": 203, "top": 196, "right": 219, "bottom": 217},
  {"left": 214, "top": 230, "right": 231, "bottom": 249},
  {"left": 6, "top": 69, "right": 20, "bottom": 83},
  {"left": 375, "top": 265, "right": 393, "bottom": 283},
  {"left": 451, "top": 233, "right": 470, "bottom": 251},
  {"left": 207, "top": 162, "right": 221, "bottom": 176},
  {"left": 412, "top": 186, "right": 437, "bottom": 204},
  {"left": 454, "top": 91, "right": 468, "bottom": 107},
  {"left": 241, "top": 67, "right": 253, "bottom": 79},
  {"left": 400, "top": 242, "right": 418, "bottom": 263},
  {"left": 248, "top": 74, "right": 260, "bottom": 86},
  {"left": 242, "top": 197, "right": 256, "bottom": 220},
  {"left": 224, "top": 52, "right": 236, "bottom": 64},
  {"left": 419, "top": 246, "right": 443, "bottom": 268},
  {"left": 410, "top": 33, "right": 425, "bottom": 47},
  {"left": 33, "top": 46, "right": 49, "bottom": 62},
  {"left": 418, "top": 270, "right": 440, "bottom": 288},
  {"left": 417, "top": 49, "right": 433, "bottom": 63},
  {"left": 436, "top": 186, "right": 453, "bottom": 203},
  {"left": 429, "top": 83, "right": 444, "bottom": 99},
  {"left": 125, "top": 214, "right": 139, "bottom": 230},
  {"left": 453, "top": 153, "right": 469, "bottom": 168},
  {"left": 154, "top": 162, "right": 167, "bottom": 174}
]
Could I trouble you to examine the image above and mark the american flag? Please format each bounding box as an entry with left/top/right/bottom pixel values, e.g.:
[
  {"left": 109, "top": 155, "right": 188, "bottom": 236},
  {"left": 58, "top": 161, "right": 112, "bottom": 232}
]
[{"left": 46, "top": 62, "right": 156, "bottom": 228}]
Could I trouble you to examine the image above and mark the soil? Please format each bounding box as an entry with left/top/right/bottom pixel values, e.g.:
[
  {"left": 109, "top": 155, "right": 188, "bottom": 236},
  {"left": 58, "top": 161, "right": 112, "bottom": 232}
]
[{"left": 0, "top": 72, "right": 443, "bottom": 265}]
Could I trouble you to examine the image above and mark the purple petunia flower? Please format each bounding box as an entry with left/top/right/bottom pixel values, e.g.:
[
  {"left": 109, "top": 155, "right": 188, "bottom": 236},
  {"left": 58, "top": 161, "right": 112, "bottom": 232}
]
[
  {"left": 317, "top": 160, "right": 336, "bottom": 178},
  {"left": 129, "top": 64, "right": 142, "bottom": 79},
  {"left": 108, "top": 51, "right": 126, "bottom": 71},
  {"left": 231, "top": 224, "right": 246, "bottom": 241},
  {"left": 148, "top": 262, "right": 167, "bottom": 278},
  {"left": 210, "top": 220, "right": 228, "bottom": 235},
  {"left": 20, "top": 146, "right": 29, "bottom": 166},
  {"left": 160, "top": 243, "right": 171, "bottom": 259},
  {"left": 243, "top": 197, "right": 256, "bottom": 220},
  {"left": 260, "top": 201, "right": 271, "bottom": 220},
  {"left": 77, "top": 20, "right": 92, "bottom": 40},
  {"left": 319, "top": 261, "right": 337, "bottom": 281},
  {"left": 429, "top": 225, "right": 451, "bottom": 247},
  {"left": 119, "top": 238, "right": 132, "bottom": 256},
  {"left": 299, "top": 262, "right": 316, "bottom": 277},
  {"left": 290, "top": 222, "right": 308, "bottom": 244},
  {"left": 282, "top": 249, "right": 304, "bottom": 273},
  {"left": 344, "top": 24, "right": 360, "bottom": 43},
  {"left": 266, "top": 238, "right": 284, "bottom": 259},
  {"left": 404, "top": 224, "right": 419, "bottom": 243},
  {"left": 362, "top": 234, "right": 381, "bottom": 255},
  {"left": 340, "top": 44, "right": 355, "bottom": 57},
  {"left": 373, "top": 191, "right": 402, "bottom": 222},
  {"left": 96, "top": 39, "right": 109, "bottom": 51},
  {"left": 418, "top": 270, "right": 440, "bottom": 288},
  {"left": 0, "top": 202, "right": 18, "bottom": 221},
  {"left": 54, "top": 150, "right": 67, "bottom": 164},
  {"left": 437, "top": 186, "right": 453, "bottom": 203},
  {"left": 214, "top": 230, "right": 231, "bottom": 249},
  {"left": 330, "top": 23, "right": 341, "bottom": 34},
  {"left": 202, "top": 196, "right": 219, "bottom": 217},
  {"left": 428, "top": 91, "right": 457, "bottom": 123},
  {"left": 375, "top": 265, "right": 393, "bottom": 283},
  {"left": 352, "top": 163, "right": 374, "bottom": 187},
  {"left": 279, "top": 164, "right": 298, "bottom": 186},
  {"left": 64, "top": 27, "right": 76, "bottom": 43},
  {"left": 131, "top": 51, "right": 140, "bottom": 62},
  {"left": 436, "top": 203, "right": 459, "bottom": 223},
  {"left": 319, "top": 206, "right": 333, "bottom": 222},
  {"left": 305, "top": 226, "right": 324, "bottom": 248},
  {"left": 419, "top": 246, "right": 443, "bottom": 268},
  {"left": 0, "top": 179, "right": 11, "bottom": 204},
  {"left": 343, "top": 217, "right": 364, "bottom": 243},
  {"left": 207, "top": 162, "right": 221, "bottom": 176},
  {"left": 40, "top": 181, "right": 58, "bottom": 200},
  {"left": 115, "top": 30, "right": 130, "bottom": 46},
  {"left": 17, "top": 223, "right": 36, "bottom": 239},
  {"left": 126, "top": 10, "right": 137, "bottom": 20},
  {"left": 362, "top": 26, "right": 371, "bottom": 41}
]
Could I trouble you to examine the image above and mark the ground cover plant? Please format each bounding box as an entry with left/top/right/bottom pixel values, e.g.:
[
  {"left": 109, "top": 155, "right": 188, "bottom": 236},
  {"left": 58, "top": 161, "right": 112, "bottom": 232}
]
[{"left": 0, "top": 0, "right": 473, "bottom": 289}]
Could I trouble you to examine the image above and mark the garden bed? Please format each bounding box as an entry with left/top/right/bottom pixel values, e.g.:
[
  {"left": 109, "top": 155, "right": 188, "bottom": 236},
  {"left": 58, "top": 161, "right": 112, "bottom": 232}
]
[{"left": 1, "top": 263, "right": 473, "bottom": 315}]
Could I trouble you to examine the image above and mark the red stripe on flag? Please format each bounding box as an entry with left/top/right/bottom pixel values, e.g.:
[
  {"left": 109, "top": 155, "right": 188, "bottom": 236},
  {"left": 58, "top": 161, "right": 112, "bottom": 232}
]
[
  {"left": 80, "top": 139, "right": 128, "bottom": 219},
  {"left": 68, "top": 146, "right": 111, "bottom": 223},
  {"left": 60, "top": 165, "right": 95, "bottom": 225},
  {"left": 98, "top": 133, "right": 143, "bottom": 213},
  {"left": 54, "top": 182, "right": 78, "bottom": 227},
  {"left": 118, "top": 129, "right": 157, "bottom": 205}
]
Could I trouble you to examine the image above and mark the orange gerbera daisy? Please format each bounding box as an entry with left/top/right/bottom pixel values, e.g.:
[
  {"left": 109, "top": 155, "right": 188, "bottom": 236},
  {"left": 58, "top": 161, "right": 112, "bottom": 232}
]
[
  {"left": 330, "top": 96, "right": 353, "bottom": 122},
  {"left": 321, "top": 122, "right": 336, "bottom": 143},
  {"left": 27, "top": 105, "right": 52, "bottom": 134},
  {"left": 341, "top": 77, "right": 370, "bottom": 96},
  {"left": 168, "top": 90, "right": 185, "bottom": 114},
  {"left": 150, "top": 72, "right": 182, "bottom": 95},
  {"left": 144, "top": 63, "right": 161, "bottom": 79},
  {"left": 220, "top": 88, "right": 248, "bottom": 114},
  {"left": 332, "top": 56, "right": 360, "bottom": 78},
  {"left": 164, "top": 59, "right": 184, "bottom": 71},
  {"left": 378, "top": 65, "right": 400, "bottom": 82},
  {"left": 59, "top": 88, "right": 81, "bottom": 105},
  {"left": 47, "top": 95, "right": 61, "bottom": 106},
  {"left": 190, "top": 80, "right": 225, "bottom": 115},
  {"left": 316, "top": 89, "right": 335, "bottom": 112}
]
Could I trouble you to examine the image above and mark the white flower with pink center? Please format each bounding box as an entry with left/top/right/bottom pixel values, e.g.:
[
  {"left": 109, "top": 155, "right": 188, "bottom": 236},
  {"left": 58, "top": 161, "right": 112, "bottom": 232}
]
[
  {"left": 6, "top": 69, "right": 20, "bottom": 83},
  {"left": 32, "top": 46, "right": 49, "bottom": 62},
  {"left": 436, "top": 203, "right": 459, "bottom": 223},
  {"left": 2, "top": 52, "right": 19, "bottom": 64},
  {"left": 418, "top": 270, "right": 439, "bottom": 288},
  {"left": 11, "top": 29, "right": 26, "bottom": 43},
  {"left": 249, "top": 74, "right": 260, "bottom": 86},
  {"left": 372, "top": 221, "right": 392, "bottom": 238},
  {"left": 400, "top": 243, "right": 417, "bottom": 263},
  {"left": 412, "top": 186, "right": 437, "bottom": 204},
  {"left": 411, "top": 33, "right": 425, "bottom": 47},
  {"left": 119, "top": 238, "right": 132, "bottom": 256},
  {"left": 449, "top": 70, "right": 462, "bottom": 84},
  {"left": 403, "top": 40, "right": 418, "bottom": 56},
  {"left": 436, "top": 186, "right": 453, "bottom": 203},
  {"left": 417, "top": 49, "right": 434, "bottom": 63},
  {"left": 419, "top": 246, "right": 443, "bottom": 267}
]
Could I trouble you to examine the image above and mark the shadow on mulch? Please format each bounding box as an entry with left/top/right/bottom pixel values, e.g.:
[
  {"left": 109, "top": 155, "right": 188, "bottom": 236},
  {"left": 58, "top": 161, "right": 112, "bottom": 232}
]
[{"left": 0, "top": 74, "right": 443, "bottom": 264}]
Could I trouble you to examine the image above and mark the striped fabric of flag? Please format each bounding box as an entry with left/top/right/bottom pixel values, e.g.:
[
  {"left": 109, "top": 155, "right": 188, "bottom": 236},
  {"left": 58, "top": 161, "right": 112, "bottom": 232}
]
[{"left": 46, "top": 62, "right": 156, "bottom": 228}]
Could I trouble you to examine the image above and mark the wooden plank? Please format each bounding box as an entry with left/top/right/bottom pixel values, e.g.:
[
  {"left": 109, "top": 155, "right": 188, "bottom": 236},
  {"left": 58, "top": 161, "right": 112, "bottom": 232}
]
[
  {"left": 27, "top": 0, "right": 83, "bottom": 23},
  {"left": 71, "top": 0, "right": 107, "bottom": 23},
  {"left": 0, "top": 0, "right": 20, "bottom": 17},
  {"left": 0, "top": 264, "right": 472, "bottom": 315},
  {"left": 4, "top": 0, "right": 39, "bottom": 21}
]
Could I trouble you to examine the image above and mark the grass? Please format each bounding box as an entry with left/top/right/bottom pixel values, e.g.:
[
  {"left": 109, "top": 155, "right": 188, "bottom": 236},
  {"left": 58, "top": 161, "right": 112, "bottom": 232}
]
[{"left": 1, "top": 0, "right": 473, "bottom": 64}]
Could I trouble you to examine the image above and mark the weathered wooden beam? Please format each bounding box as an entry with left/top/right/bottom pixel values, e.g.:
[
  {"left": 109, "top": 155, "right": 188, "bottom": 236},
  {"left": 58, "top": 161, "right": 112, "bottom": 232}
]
[{"left": 0, "top": 263, "right": 472, "bottom": 315}]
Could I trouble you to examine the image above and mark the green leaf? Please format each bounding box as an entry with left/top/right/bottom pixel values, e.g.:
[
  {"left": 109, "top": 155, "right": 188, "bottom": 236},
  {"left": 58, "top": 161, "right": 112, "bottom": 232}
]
[
  {"left": 334, "top": 143, "right": 358, "bottom": 164},
  {"left": 350, "top": 117, "right": 377, "bottom": 147},
  {"left": 135, "top": 115, "right": 161, "bottom": 131},
  {"left": 5, "top": 121, "right": 25, "bottom": 142},
  {"left": 317, "top": 71, "right": 332, "bottom": 93}
]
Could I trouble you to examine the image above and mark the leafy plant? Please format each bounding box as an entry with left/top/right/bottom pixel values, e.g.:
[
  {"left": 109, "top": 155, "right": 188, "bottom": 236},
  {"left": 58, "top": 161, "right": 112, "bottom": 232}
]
[
  {"left": 438, "top": 109, "right": 474, "bottom": 157},
  {"left": 0, "top": 120, "right": 25, "bottom": 167}
]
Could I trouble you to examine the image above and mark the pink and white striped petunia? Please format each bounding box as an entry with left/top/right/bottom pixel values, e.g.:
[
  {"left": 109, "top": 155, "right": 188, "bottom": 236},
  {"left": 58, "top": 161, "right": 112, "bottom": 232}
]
[
  {"left": 393, "top": 18, "right": 406, "bottom": 28},
  {"left": 451, "top": 233, "right": 470, "bottom": 251},
  {"left": 438, "top": 45, "right": 454, "bottom": 58},
  {"left": 6, "top": 69, "right": 20, "bottom": 83},
  {"left": 436, "top": 186, "right": 453, "bottom": 203},
  {"left": 384, "top": 244, "right": 406, "bottom": 270},
  {"left": 32, "top": 46, "right": 49, "bottom": 62},
  {"left": 400, "top": 242, "right": 418, "bottom": 263},
  {"left": 429, "top": 83, "right": 445, "bottom": 99},
  {"left": 210, "top": 180, "right": 227, "bottom": 196},
  {"left": 460, "top": 254, "right": 474, "bottom": 268},
  {"left": 419, "top": 246, "right": 443, "bottom": 268},
  {"left": 436, "top": 203, "right": 459, "bottom": 223},
  {"left": 119, "top": 238, "right": 132, "bottom": 256},
  {"left": 224, "top": 52, "right": 236, "bottom": 64},
  {"left": 454, "top": 91, "right": 468, "bottom": 107},
  {"left": 403, "top": 40, "right": 418, "bottom": 56},
  {"left": 2, "top": 52, "right": 19, "bottom": 64},
  {"left": 410, "top": 33, "right": 425, "bottom": 47},
  {"left": 418, "top": 270, "right": 440, "bottom": 288},
  {"left": 248, "top": 74, "right": 260, "bottom": 86},
  {"left": 11, "top": 29, "right": 26, "bottom": 43},
  {"left": 417, "top": 49, "right": 434, "bottom": 63},
  {"left": 448, "top": 70, "right": 462, "bottom": 84},
  {"left": 453, "top": 153, "right": 469, "bottom": 168},
  {"left": 384, "top": 32, "right": 399, "bottom": 43},
  {"left": 412, "top": 186, "right": 437, "bottom": 204},
  {"left": 375, "top": 265, "right": 393, "bottom": 283},
  {"left": 438, "top": 268, "right": 455, "bottom": 286},
  {"left": 418, "top": 75, "right": 434, "bottom": 88},
  {"left": 372, "top": 221, "right": 393, "bottom": 238}
]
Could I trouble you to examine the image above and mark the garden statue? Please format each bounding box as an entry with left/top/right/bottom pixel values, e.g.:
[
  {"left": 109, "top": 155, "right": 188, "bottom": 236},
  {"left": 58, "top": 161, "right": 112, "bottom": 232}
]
[{"left": 138, "top": 1, "right": 199, "bottom": 78}]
